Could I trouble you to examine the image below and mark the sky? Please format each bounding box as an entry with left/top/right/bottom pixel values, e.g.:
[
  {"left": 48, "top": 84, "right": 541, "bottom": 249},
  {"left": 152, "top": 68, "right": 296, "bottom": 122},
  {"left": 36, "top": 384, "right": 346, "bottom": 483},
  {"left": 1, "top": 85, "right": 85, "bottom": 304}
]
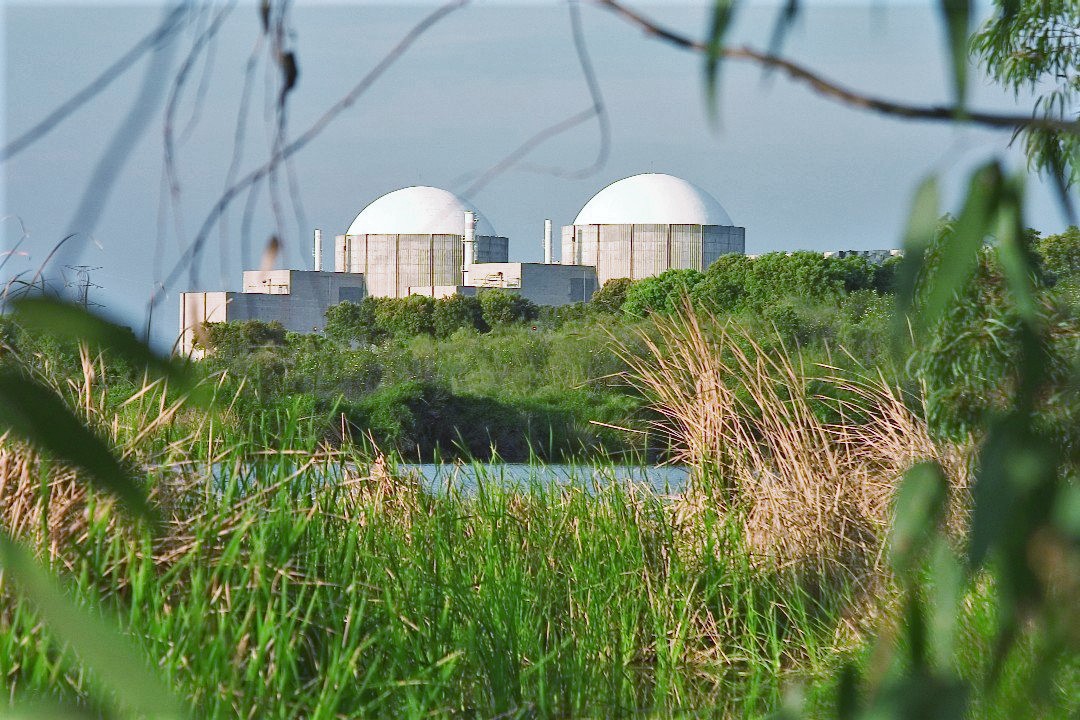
[{"left": 1, "top": 0, "right": 1074, "bottom": 348}]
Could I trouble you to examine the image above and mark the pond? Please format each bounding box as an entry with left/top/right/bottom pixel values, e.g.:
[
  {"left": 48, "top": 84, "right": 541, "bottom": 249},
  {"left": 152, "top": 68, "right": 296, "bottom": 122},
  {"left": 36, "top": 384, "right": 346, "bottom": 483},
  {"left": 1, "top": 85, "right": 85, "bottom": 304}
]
[{"left": 403, "top": 462, "right": 690, "bottom": 495}]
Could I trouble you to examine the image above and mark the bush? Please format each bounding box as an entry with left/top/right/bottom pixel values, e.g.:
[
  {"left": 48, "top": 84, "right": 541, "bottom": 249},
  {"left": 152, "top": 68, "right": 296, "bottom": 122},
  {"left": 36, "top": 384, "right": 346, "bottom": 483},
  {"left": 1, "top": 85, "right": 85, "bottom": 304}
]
[
  {"left": 372, "top": 295, "right": 435, "bottom": 339},
  {"left": 872, "top": 255, "right": 902, "bottom": 294},
  {"left": 692, "top": 253, "right": 752, "bottom": 313},
  {"left": 622, "top": 269, "right": 705, "bottom": 317},
  {"left": 325, "top": 300, "right": 379, "bottom": 346},
  {"left": 743, "top": 251, "right": 867, "bottom": 309},
  {"left": 199, "top": 320, "right": 286, "bottom": 354},
  {"left": 479, "top": 289, "right": 539, "bottom": 326},
  {"left": 432, "top": 294, "right": 486, "bottom": 338},
  {"left": 536, "top": 303, "right": 593, "bottom": 330},
  {"left": 1037, "top": 225, "right": 1080, "bottom": 283},
  {"left": 590, "top": 278, "right": 632, "bottom": 314}
]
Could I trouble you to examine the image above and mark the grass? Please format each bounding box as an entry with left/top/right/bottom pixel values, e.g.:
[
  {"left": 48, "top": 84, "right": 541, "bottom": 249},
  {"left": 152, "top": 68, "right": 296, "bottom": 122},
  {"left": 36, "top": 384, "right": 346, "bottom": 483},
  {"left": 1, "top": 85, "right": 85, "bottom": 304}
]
[
  {"left": 0, "top": 319, "right": 1075, "bottom": 718},
  {"left": 1, "top": 445, "right": 850, "bottom": 717}
]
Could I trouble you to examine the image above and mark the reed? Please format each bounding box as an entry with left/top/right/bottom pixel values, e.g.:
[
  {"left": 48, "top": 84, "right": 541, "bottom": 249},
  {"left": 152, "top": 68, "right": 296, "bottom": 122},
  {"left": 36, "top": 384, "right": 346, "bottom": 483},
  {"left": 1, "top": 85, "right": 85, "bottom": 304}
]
[
  {"left": 3, "top": 319, "right": 1071, "bottom": 719},
  {"left": 614, "top": 305, "right": 972, "bottom": 583}
]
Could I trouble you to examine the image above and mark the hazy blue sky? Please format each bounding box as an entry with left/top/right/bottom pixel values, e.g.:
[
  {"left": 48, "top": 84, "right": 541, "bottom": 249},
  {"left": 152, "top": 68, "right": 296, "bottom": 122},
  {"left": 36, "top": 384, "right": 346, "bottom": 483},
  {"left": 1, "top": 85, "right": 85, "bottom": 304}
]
[{"left": 1, "top": 1, "right": 1073, "bottom": 346}]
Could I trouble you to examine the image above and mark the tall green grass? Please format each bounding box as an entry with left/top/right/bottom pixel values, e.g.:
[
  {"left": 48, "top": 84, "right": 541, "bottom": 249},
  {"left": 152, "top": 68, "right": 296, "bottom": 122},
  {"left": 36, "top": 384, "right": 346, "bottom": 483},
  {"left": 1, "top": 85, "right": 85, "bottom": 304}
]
[{"left": 1, "top": 447, "right": 852, "bottom": 717}]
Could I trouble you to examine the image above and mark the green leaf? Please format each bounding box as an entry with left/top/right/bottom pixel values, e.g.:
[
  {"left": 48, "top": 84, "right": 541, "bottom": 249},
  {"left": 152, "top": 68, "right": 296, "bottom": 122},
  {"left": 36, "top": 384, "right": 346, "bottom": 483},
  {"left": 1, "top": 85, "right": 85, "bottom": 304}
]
[
  {"left": 927, "top": 538, "right": 964, "bottom": 669},
  {"left": 0, "top": 532, "right": 184, "bottom": 719},
  {"left": 969, "top": 413, "right": 1056, "bottom": 573},
  {"left": 766, "top": 0, "right": 800, "bottom": 60},
  {"left": 921, "top": 162, "right": 1002, "bottom": 330},
  {"left": 0, "top": 370, "right": 154, "bottom": 522},
  {"left": 1053, "top": 482, "right": 1080, "bottom": 538},
  {"left": 865, "top": 672, "right": 968, "bottom": 720},
  {"left": 10, "top": 297, "right": 203, "bottom": 402},
  {"left": 704, "top": 0, "right": 738, "bottom": 121},
  {"left": 836, "top": 662, "right": 861, "bottom": 720},
  {"left": 890, "top": 461, "right": 948, "bottom": 575},
  {"left": 992, "top": 178, "right": 1038, "bottom": 322},
  {"left": 893, "top": 176, "right": 941, "bottom": 354},
  {"left": 938, "top": 0, "right": 971, "bottom": 110}
]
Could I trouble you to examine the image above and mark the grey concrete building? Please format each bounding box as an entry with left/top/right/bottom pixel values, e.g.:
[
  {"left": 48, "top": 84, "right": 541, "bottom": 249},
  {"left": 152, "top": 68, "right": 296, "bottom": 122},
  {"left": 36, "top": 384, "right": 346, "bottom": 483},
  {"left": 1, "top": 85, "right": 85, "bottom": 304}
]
[
  {"left": 177, "top": 175, "right": 749, "bottom": 354},
  {"left": 467, "top": 262, "right": 598, "bottom": 306},
  {"left": 178, "top": 270, "right": 365, "bottom": 356}
]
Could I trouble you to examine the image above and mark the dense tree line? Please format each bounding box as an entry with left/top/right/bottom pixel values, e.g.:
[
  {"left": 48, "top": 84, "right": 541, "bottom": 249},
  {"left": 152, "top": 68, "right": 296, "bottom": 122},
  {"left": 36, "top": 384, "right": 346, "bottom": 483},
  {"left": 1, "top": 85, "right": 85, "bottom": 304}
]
[{"left": 187, "top": 226, "right": 1079, "bottom": 461}]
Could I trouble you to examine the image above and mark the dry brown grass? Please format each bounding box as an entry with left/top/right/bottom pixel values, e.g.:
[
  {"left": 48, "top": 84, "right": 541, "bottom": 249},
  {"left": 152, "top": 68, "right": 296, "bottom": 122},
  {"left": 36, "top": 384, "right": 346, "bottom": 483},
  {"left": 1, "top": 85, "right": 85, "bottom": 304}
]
[
  {"left": 0, "top": 341, "right": 427, "bottom": 587},
  {"left": 614, "top": 305, "right": 972, "bottom": 581}
]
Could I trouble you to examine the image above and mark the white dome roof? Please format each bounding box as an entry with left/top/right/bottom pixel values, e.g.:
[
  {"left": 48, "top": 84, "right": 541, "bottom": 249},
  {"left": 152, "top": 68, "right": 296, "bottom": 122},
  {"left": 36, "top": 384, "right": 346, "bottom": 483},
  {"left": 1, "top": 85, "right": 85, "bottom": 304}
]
[
  {"left": 573, "top": 173, "right": 734, "bottom": 226},
  {"left": 347, "top": 186, "right": 496, "bottom": 236}
]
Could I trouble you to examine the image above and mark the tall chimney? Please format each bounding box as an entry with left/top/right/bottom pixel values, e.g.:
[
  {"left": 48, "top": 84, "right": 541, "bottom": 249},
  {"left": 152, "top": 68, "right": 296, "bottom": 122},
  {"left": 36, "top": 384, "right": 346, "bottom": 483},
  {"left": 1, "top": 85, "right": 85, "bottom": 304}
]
[
  {"left": 313, "top": 228, "right": 323, "bottom": 271},
  {"left": 462, "top": 210, "right": 476, "bottom": 285},
  {"left": 543, "top": 219, "right": 552, "bottom": 264}
]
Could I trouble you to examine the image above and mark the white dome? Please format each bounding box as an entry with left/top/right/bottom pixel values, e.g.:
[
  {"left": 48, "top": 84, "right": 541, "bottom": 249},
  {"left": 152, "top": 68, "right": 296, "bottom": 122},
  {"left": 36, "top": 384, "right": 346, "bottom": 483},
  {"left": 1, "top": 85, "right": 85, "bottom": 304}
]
[
  {"left": 347, "top": 186, "right": 496, "bottom": 236},
  {"left": 573, "top": 173, "right": 734, "bottom": 226}
]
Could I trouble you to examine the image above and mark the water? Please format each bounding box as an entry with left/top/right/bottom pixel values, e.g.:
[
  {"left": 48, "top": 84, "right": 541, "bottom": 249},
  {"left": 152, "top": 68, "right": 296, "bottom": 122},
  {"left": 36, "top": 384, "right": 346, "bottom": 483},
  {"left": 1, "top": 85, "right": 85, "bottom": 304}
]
[
  {"left": 403, "top": 462, "right": 690, "bottom": 495},
  {"left": 202, "top": 459, "right": 689, "bottom": 496}
]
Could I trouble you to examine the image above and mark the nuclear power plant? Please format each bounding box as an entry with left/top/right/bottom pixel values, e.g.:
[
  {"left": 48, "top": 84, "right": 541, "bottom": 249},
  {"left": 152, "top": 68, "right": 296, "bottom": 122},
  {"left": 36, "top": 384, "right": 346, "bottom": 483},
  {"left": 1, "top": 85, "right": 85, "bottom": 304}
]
[{"left": 178, "top": 173, "right": 747, "bottom": 355}]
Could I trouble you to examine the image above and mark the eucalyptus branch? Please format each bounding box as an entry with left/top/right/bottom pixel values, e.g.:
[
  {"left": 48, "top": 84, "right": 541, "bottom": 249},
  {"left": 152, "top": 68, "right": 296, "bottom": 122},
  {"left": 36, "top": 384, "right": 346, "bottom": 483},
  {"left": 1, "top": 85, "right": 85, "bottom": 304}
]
[{"left": 592, "top": 0, "right": 1080, "bottom": 134}]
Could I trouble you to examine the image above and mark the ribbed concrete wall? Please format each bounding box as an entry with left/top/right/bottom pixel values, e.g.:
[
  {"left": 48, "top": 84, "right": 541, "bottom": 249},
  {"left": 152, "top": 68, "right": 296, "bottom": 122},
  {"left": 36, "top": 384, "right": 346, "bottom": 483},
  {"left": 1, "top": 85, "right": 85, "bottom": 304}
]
[
  {"left": 335, "top": 233, "right": 508, "bottom": 298},
  {"left": 560, "top": 223, "right": 744, "bottom": 286}
]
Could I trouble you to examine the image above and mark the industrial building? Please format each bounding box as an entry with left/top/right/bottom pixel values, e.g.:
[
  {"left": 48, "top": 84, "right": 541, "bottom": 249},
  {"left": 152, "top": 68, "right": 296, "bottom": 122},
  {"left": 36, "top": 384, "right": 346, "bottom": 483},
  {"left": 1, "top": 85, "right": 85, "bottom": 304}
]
[
  {"left": 562, "top": 173, "right": 745, "bottom": 287},
  {"left": 335, "top": 186, "right": 509, "bottom": 298},
  {"left": 177, "top": 173, "right": 746, "bottom": 355}
]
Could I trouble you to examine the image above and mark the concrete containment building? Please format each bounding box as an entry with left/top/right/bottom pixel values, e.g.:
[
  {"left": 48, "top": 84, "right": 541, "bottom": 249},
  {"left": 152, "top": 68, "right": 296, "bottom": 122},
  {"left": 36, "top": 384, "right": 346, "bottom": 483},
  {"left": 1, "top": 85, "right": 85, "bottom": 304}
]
[
  {"left": 336, "top": 186, "right": 508, "bottom": 298},
  {"left": 177, "top": 174, "right": 745, "bottom": 355},
  {"left": 562, "top": 173, "right": 745, "bottom": 287}
]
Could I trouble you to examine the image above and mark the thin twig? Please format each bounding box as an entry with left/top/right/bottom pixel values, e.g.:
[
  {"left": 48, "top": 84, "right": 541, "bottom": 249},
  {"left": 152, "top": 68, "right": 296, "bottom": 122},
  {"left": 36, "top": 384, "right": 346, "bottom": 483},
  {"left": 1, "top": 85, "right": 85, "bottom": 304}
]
[
  {"left": 593, "top": 0, "right": 1080, "bottom": 134},
  {"left": 150, "top": 0, "right": 468, "bottom": 316}
]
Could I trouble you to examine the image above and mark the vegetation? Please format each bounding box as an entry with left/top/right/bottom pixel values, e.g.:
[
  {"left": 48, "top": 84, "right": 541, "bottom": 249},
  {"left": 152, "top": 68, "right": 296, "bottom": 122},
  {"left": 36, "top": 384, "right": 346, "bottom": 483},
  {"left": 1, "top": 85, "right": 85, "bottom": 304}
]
[
  {"left": 1, "top": 0, "right": 1078, "bottom": 717},
  {"left": 0, "top": 224, "right": 1076, "bottom": 717}
]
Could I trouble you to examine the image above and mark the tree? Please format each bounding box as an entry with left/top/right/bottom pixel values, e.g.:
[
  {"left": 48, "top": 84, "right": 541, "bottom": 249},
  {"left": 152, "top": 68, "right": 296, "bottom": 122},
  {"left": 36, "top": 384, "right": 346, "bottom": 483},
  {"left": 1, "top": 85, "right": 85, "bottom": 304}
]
[
  {"left": 1036, "top": 225, "right": 1080, "bottom": 282},
  {"left": 373, "top": 294, "right": 435, "bottom": 339},
  {"left": 199, "top": 319, "right": 286, "bottom": 355},
  {"left": 973, "top": 0, "right": 1080, "bottom": 185},
  {"left": 691, "top": 252, "right": 752, "bottom": 312},
  {"left": 325, "top": 299, "right": 379, "bottom": 346}
]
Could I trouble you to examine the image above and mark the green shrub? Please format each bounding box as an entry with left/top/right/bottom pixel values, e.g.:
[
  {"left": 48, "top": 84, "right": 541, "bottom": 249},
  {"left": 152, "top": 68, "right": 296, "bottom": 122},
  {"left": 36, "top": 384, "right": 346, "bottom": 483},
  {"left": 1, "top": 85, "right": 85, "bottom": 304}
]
[
  {"left": 590, "top": 277, "right": 632, "bottom": 314},
  {"left": 200, "top": 319, "right": 286, "bottom": 354},
  {"left": 373, "top": 295, "right": 435, "bottom": 339},
  {"left": 622, "top": 269, "right": 705, "bottom": 317},
  {"left": 479, "top": 289, "right": 538, "bottom": 326},
  {"left": 1036, "top": 225, "right": 1080, "bottom": 283},
  {"left": 325, "top": 299, "right": 379, "bottom": 346},
  {"left": 692, "top": 253, "right": 752, "bottom": 313},
  {"left": 432, "top": 294, "right": 486, "bottom": 337}
]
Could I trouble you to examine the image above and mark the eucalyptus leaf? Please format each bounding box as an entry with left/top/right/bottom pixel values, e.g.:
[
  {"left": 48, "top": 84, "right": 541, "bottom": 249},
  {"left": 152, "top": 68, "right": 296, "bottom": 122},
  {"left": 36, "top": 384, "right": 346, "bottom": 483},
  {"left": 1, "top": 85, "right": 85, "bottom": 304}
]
[
  {"left": 766, "top": 0, "right": 800, "bottom": 61},
  {"left": 938, "top": 0, "right": 971, "bottom": 110},
  {"left": 991, "top": 178, "right": 1038, "bottom": 322},
  {"left": 921, "top": 162, "right": 1002, "bottom": 331},
  {"left": 0, "top": 369, "right": 153, "bottom": 522},
  {"left": 927, "top": 538, "right": 963, "bottom": 669},
  {"left": 9, "top": 297, "right": 203, "bottom": 403},
  {"left": 0, "top": 532, "right": 184, "bottom": 719},
  {"left": 889, "top": 461, "right": 948, "bottom": 575},
  {"left": 704, "top": 0, "right": 738, "bottom": 121},
  {"left": 893, "top": 175, "right": 940, "bottom": 354}
]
